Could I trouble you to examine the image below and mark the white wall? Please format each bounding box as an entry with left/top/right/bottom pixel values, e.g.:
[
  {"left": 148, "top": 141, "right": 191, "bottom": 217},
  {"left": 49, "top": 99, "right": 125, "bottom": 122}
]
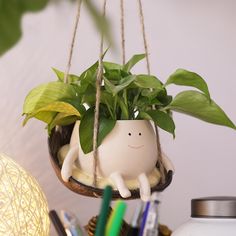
[{"left": 0, "top": 0, "right": 236, "bottom": 235}]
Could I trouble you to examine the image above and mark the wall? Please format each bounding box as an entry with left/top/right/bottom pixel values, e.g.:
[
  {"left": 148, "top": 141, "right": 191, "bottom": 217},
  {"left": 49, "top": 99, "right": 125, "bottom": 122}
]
[{"left": 0, "top": 0, "right": 235, "bottom": 235}]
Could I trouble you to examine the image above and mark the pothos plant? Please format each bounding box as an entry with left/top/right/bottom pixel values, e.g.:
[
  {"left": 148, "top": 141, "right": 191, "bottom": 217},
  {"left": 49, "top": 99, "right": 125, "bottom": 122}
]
[{"left": 23, "top": 54, "right": 236, "bottom": 154}]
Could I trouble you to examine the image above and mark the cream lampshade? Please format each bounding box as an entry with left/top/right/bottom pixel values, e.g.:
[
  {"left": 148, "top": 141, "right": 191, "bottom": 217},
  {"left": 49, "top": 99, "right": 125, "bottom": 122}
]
[{"left": 0, "top": 153, "right": 50, "bottom": 236}]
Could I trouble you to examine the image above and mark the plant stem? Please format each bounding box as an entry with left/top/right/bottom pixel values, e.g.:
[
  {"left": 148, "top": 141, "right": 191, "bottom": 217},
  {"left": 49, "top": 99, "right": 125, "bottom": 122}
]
[
  {"left": 114, "top": 96, "right": 117, "bottom": 120},
  {"left": 123, "top": 89, "right": 129, "bottom": 118},
  {"left": 106, "top": 103, "right": 115, "bottom": 120}
]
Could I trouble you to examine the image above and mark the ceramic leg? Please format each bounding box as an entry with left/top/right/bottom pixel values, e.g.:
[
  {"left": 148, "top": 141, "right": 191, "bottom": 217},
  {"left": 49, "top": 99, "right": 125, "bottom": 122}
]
[
  {"left": 61, "top": 145, "right": 79, "bottom": 182},
  {"left": 109, "top": 172, "right": 131, "bottom": 198},
  {"left": 138, "top": 173, "right": 151, "bottom": 201}
]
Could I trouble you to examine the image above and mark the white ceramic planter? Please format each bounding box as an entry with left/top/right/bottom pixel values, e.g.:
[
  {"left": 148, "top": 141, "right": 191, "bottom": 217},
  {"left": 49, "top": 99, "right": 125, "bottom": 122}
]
[
  {"left": 71, "top": 120, "right": 157, "bottom": 178},
  {"left": 60, "top": 120, "right": 171, "bottom": 200}
]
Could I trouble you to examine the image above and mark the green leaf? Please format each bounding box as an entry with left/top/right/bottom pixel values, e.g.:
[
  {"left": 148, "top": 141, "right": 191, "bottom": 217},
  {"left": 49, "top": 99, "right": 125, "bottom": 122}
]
[
  {"left": 79, "top": 61, "right": 98, "bottom": 93},
  {"left": 123, "top": 54, "right": 145, "bottom": 72},
  {"left": 80, "top": 61, "right": 98, "bottom": 81},
  {"left": 141, "top": 89, "right": 163, "bottom": 100},
  {"left": 69, "top": 47, "right": 108, "bottom": 91},
  {"left": 48, "top": 113, "right": 79, "bottom": 132},
  {"left": 100, "top": 91, "right": 116, "bottom": 119},
  {"left": 104, "top": 69, "right": 122, "bottom": 82},
  {"left": 79, "top": 109, "right": 116, "bottom": 154},
  {"left": 62, "top": 98, "right": 86, "bottom": 116},
  {"left": 0, "top": 2, "right": 22, "bottom": 56},
  {"left": 117, "top": 97, "right": 129, "bottom": 120},
  {"left": 21, "top": 0, "right": 48, "bottom": 12},
  {"left": 23, "top": 111, "right": 57, "bottom": 125},
  {"left": 52, "top": 68, "right": 64, "bottom": 82},
  {"left": 135, "top": 75, "right": 163, "bottom": 90},
  {"left": 23, "top": 101, "right": 81, "bottom": 125},
  {"left": 104, "top": 75, "right": 136, "bottom": 96},
  {"left": 103, "top": 62, "right": 122, "bottom": 71},
  {"left": 0, "top": 0, "right": 48, "bottom": 56},
  {"left": 156, "top": 91, "right": 172, "bottom": 106},
  {"left": 140, "top": 110, "right": 175, "bottom": 135},
  {"left": 165, "top": 69, "right": 210, "bottom": 99},
  {"left": 52, "top": 68, "right": 80, "bottom": 83},
  {"left": 80, "top": 83, "right": 96, "bottom": 107},
  {"left": 104, "top": 68, "right": 130, "bottom": 83},
  {"left": 168, "top": 90, "right": 236, "bottom": 129},
  {"left": 30, "top": 101, "right": 80, "bottom": 116},
  {"left": 100, "top": 91, "right": 114, "bottom": 106},
  {"left": 137, "top": 97, "right": 162, "bottom": 107},
  {"left": 23, "top": 81, "right": 79, "bottom": 114}
]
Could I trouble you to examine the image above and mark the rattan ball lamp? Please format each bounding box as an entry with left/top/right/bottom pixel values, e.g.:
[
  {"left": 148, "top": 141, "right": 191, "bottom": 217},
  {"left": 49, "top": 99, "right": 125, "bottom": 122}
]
[{"left": 0, "top": 153, "right": 50, "bottom": 236}]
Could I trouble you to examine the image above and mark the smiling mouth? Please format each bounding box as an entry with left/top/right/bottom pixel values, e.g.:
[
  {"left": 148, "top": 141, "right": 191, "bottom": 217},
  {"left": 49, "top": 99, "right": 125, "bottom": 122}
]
[{"left": 128, "top": 145, "right": 144, "bottom": 149}]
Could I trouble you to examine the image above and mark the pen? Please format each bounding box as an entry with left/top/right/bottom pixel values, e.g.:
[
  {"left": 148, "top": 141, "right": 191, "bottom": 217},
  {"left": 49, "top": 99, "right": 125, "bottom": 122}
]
[
  {"left": 95, "top": 185, "right": 112, "bottom": 236},
  {"left": 143, "top": 192, "right": 160, "bottom": 236},
  {"left": 61, "top": 210, "right": 83, "bottom": 236},
  {"left": 127, "top": 201, "right": 143, "bottom": 236},
  {"left": 49, "top": 210, "right": 67, "bottom": 236},
  {"left": 105, "top": 200, "right": 127, "bottom": 236},
  {"left": 138, "top": 201, "right": 150, "bottom": 236}
]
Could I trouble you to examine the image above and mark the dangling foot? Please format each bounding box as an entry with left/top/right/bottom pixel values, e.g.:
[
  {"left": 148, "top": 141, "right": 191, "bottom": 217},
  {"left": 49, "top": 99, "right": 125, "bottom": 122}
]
[
  {"left": 110, "top": 172, "right": 131, "bottom": 198},
  {"left": 138, "top": 173, "right": 151, "bottom": 201}
]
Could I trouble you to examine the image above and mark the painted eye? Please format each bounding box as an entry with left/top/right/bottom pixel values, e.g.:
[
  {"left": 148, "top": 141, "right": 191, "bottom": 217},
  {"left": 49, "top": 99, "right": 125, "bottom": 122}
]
[
  {"left": 128, "top": 133, "right": 131, "bottom": 136},
  {"left": 139, "top": 133, "right": 142, "bottom": 136}
]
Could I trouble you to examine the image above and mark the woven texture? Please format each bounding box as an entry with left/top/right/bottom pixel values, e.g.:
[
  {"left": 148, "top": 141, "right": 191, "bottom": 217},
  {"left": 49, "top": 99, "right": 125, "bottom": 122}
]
[{"left": 0, "top": 153, "right": 50, "bottom": 236}]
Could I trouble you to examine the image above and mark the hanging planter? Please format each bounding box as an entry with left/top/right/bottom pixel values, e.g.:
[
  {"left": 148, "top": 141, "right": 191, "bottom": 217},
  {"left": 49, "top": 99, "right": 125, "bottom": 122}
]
[
  {"left": 24, "top": 53, "right": 235, "bottom": 200},
  {"left": 22, "top": 0, "right": 235, "bottom": 200},
  {"left": 48, "top": 121, "right": 173, "bottom": 200},
  {"left": 60, "top": 120, "right": 174, "bottom": 200}
]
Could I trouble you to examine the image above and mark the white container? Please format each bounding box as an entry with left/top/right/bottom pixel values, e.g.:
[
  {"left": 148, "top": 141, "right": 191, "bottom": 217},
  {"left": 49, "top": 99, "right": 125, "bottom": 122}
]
[
  {"left": 60, "top": 120, "right": 174, "bottom": 200},
  {"left": 70, "top": 120, "right": 158, "bottom": 178},
  {"left": 172, "top": 197, "right": 236, "bottom": 236}
]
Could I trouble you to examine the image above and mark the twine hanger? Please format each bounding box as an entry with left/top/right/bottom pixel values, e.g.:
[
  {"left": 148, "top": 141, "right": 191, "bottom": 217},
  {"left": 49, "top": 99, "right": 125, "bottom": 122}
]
[
  {"left": 62, "top": 0, "right": 106, "bottom": 188},
  {"left": 92, "top": 0, "right": 107, "bottom": 187},
  {"left": 64, "top": 0, "right": 82, "bottom": 84},
  {"left": 137, "top": 0, "right": 166, "bottom": 183},
  {"left": 120, "top": 0, "right": 126, "bottom": 65},
  {"left": 63, "top": 0, "right": 166, "bottom": 190}
]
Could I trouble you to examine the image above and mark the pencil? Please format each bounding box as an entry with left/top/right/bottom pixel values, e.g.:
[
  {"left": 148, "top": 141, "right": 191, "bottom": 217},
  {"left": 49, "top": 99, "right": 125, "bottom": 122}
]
[
  {"left": 105, "top": 200, "right": 127, "bottom": 236},
  {"left": 95, "top": 185, "right": 112, "bottom": 236},
  {"left": 49, "top": 210, "right": 67, "bottom": 236}
]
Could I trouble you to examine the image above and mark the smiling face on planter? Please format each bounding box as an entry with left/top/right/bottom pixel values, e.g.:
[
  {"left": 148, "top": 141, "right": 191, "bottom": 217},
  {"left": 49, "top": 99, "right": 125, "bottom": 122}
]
[{"left": 77, "top": 120, "right": 157, "bottom": 179}]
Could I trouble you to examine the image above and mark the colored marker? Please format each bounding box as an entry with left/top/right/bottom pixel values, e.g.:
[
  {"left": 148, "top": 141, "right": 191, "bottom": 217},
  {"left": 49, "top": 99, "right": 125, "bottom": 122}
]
[
  {"left": 105, "top": 200, "right": 127, "bottom": 236},
  {"left": 138, "top": 201, "right": 150, "bottom": 236},
  {"left": 95, "top": 185, "right": 112, "bottom": 236},
  {"left": 143, "top": 192, "right": 160, "bottom": 236}
]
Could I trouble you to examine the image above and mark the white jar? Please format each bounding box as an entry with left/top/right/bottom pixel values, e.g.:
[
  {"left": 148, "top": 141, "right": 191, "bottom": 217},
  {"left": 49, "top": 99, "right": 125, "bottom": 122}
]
[{"left": 172, "top": 197, "right": 236, "bottom": 236}]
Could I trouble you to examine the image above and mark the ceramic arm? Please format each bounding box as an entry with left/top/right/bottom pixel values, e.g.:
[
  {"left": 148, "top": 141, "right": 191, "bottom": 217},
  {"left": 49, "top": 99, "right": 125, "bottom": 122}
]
[
  {"left": 162, "top": 153, "right": 175, "bottom": 172},
  {"left": 61, "top": 145, "right": 79, "bottom": 182}
]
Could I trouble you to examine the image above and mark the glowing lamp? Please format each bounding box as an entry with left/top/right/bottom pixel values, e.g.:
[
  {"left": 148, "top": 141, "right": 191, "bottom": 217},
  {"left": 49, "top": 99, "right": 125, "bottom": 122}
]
[{"left": 0, "top": 153, "right": 50, "bottom": 235}]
